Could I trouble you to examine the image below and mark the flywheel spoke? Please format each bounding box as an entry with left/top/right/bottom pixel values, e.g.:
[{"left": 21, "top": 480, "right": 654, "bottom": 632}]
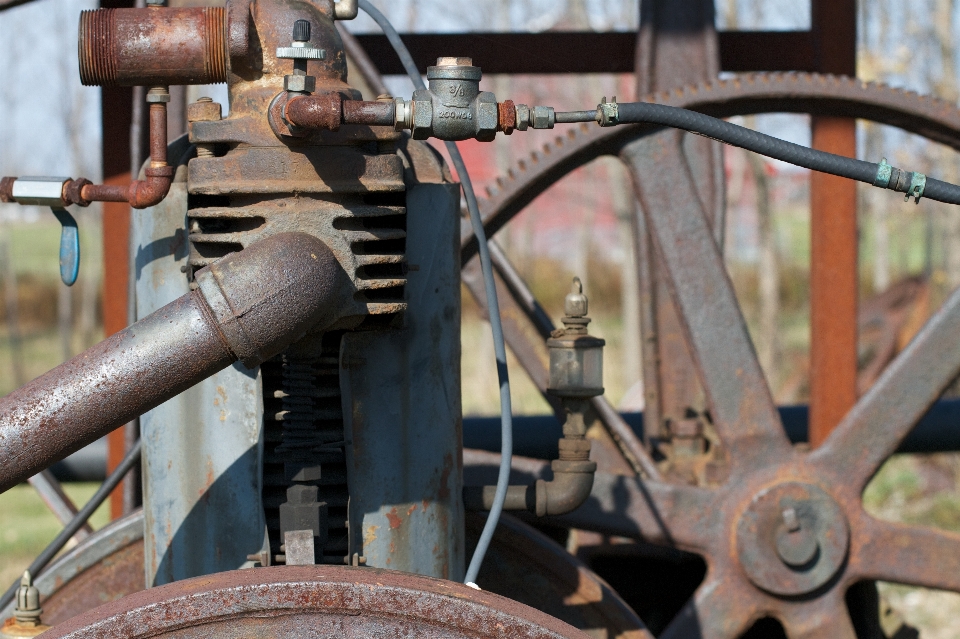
[
  {"left": 621, "top": 131, "right": 791, "bottom": 471},
  {"left": 812, "top": 284, "right": 960, "bottom": 491},
  {"left": 659, "top": 577, "right": 759, "bottom": 639},
  {"left": 851, "top": 514, "right": 960, "bottom": 592}
]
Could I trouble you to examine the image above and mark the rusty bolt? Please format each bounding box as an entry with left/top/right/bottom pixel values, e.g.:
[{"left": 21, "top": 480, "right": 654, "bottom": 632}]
[{"left": 187, "top": 97, "right": 222, "bottom": 123}]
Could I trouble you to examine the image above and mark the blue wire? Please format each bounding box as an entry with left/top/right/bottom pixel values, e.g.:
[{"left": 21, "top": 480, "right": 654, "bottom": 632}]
[{"left": 356, "top": 0, "right": 514, "bottom": 586}]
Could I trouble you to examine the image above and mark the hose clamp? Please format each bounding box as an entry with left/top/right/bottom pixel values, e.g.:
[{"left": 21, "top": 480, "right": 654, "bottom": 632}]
[
  {"left": 874, "top": 157, "right": 892, "bottom": 188},
  {"left": 906, "top": 172, "right": 926, "bottom": 204}
]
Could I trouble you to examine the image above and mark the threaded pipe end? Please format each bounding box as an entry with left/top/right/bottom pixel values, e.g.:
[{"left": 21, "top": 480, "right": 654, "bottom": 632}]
[{"left": 78, "top": 9, "right": 118, "bottom": 87}]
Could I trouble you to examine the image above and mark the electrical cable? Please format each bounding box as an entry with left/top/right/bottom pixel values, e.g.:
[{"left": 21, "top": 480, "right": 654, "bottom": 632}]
[
  {"left": 356, "top": 0, "right": 513, "bottom": 587},
  {"left": 557, "top": 101, "right": 960, "bottom": 206}
]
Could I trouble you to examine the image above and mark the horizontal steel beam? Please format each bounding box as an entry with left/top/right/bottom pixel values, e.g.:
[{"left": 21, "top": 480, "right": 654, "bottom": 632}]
[{"left": 352, "top": 31, "right": 815, "bottom": 75}]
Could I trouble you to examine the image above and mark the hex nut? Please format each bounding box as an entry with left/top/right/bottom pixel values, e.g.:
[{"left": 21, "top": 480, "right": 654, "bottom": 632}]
[
  {"left": 476, "top": 92, "right": 498, "bottom": 142},
  {"left": 532, "top": 106, "right": 555, "bottom": 130},
  {"left": 437, "top": 56, "right": 473, "bottom": 67},
  {"left": 187, "top": 100, "right": 222, "bottom": 122},
  {"left": 284, "top": 74, "right": 316, "bottom": 93},
  {"left": 515, "top": 104, "right": 530, "bottom": 131},
  {"left": 410, "top": 89, "right": 433, "bottom": 140}
]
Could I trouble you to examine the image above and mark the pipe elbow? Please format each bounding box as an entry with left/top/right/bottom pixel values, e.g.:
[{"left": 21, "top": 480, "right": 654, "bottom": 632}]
[
  {"left": 128, "top": 168, "right": 174, "bottom": 209},
  {"left": 535, "top": 459, "right": 597, "bottom": 516},
  {"left": 195, "top": 232, "right": 351, "bottom": 368}
]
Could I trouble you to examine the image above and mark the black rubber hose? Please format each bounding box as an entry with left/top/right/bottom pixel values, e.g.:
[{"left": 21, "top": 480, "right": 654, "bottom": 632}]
[{"left": 563, "top": 102, "right": 960, "bottom": 206}]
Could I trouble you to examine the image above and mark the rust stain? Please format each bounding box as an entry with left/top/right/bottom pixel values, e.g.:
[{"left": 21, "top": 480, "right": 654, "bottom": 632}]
[{"left": 385, "top": 508, "right": 402, "bottom": 529}]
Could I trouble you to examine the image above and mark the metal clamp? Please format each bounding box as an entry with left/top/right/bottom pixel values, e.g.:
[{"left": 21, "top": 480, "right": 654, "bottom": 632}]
[
  {"left": 597, "top": 96, "right": 619, "bottom": 127},
  {"left": 874, "top": 157, "right": 892, "bottom": 187},
  {"left": 906, "top": 171, "right": 926, "bottom": 204}
]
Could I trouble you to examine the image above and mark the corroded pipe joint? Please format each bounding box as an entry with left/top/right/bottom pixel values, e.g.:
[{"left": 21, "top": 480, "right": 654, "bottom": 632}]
[
  {"left": 194, "top": 232, "right": 351, "bottom": 368},
  {"left": 342, "top": 100, "right": 395, "bottom": 126},
  {"left": 63, "top": 178, "right": 93, "bottom": 207},
  {"left": 0, "top": 233, "right": 350, "bottom": 493},
  {"left": 79, "top": 7, "right": 229, "bottom": 86},
  {"left": 283, "top": 93, "right": 343, "bottom": 131},
  {"left": 129, "top": 167, "right": 174, "bottom": 209},
  {"left": 535, "top": 459, "right": 597, "bottom": 517},
  {"left": 283, "top": 96, "right": 398, "bottom": 131}
]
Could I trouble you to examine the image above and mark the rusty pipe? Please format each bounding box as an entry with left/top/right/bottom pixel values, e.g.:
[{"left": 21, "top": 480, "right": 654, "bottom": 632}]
[
  {"left": 2, "top": 88, "right": 173, "bottom": 209},
  {"left": 464, "top": 400, "right": 596, "bottom": 516},
  {"left": 80, "top": 90, "right": 172, "bottom": 208},
  {"left": 283, "top": 94, "right": 396, "bottom": 130},
  {"left": 0, "top": 233, "right": 350, "bottom": 493},
  {"left": 78, "top": 7, "right": 229, "bottom": 87}
]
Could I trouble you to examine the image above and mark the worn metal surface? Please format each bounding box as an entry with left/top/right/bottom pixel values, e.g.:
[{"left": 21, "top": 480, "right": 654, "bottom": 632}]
[
  {"left": 41, "top": 566, "right": 592, "bottom": 639},
  {"left": 17, "top": 508, "right": 635, "bottom": 639},
  {"left": 342, "top": 177, "right": 463, "bottom": 579},
  {"left": 0, "top": 293, "right": 230, "bottom": 493},
  {"left": 463, "top": 240, "right": 660, "bottom": 479},
  {"left": 78, "top": 7, "right": 228, "bottom": 87},
  {"left": 630, "top": 0, "right": 724, "bottom": 448}
]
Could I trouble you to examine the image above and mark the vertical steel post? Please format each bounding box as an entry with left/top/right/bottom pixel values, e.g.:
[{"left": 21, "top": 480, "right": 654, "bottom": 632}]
[
  {"left": 99, "top": 55, "right": 135, "bottom": 517},
  {"left": 809, "top": 0, "right": 857, "bottom": 447}
]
